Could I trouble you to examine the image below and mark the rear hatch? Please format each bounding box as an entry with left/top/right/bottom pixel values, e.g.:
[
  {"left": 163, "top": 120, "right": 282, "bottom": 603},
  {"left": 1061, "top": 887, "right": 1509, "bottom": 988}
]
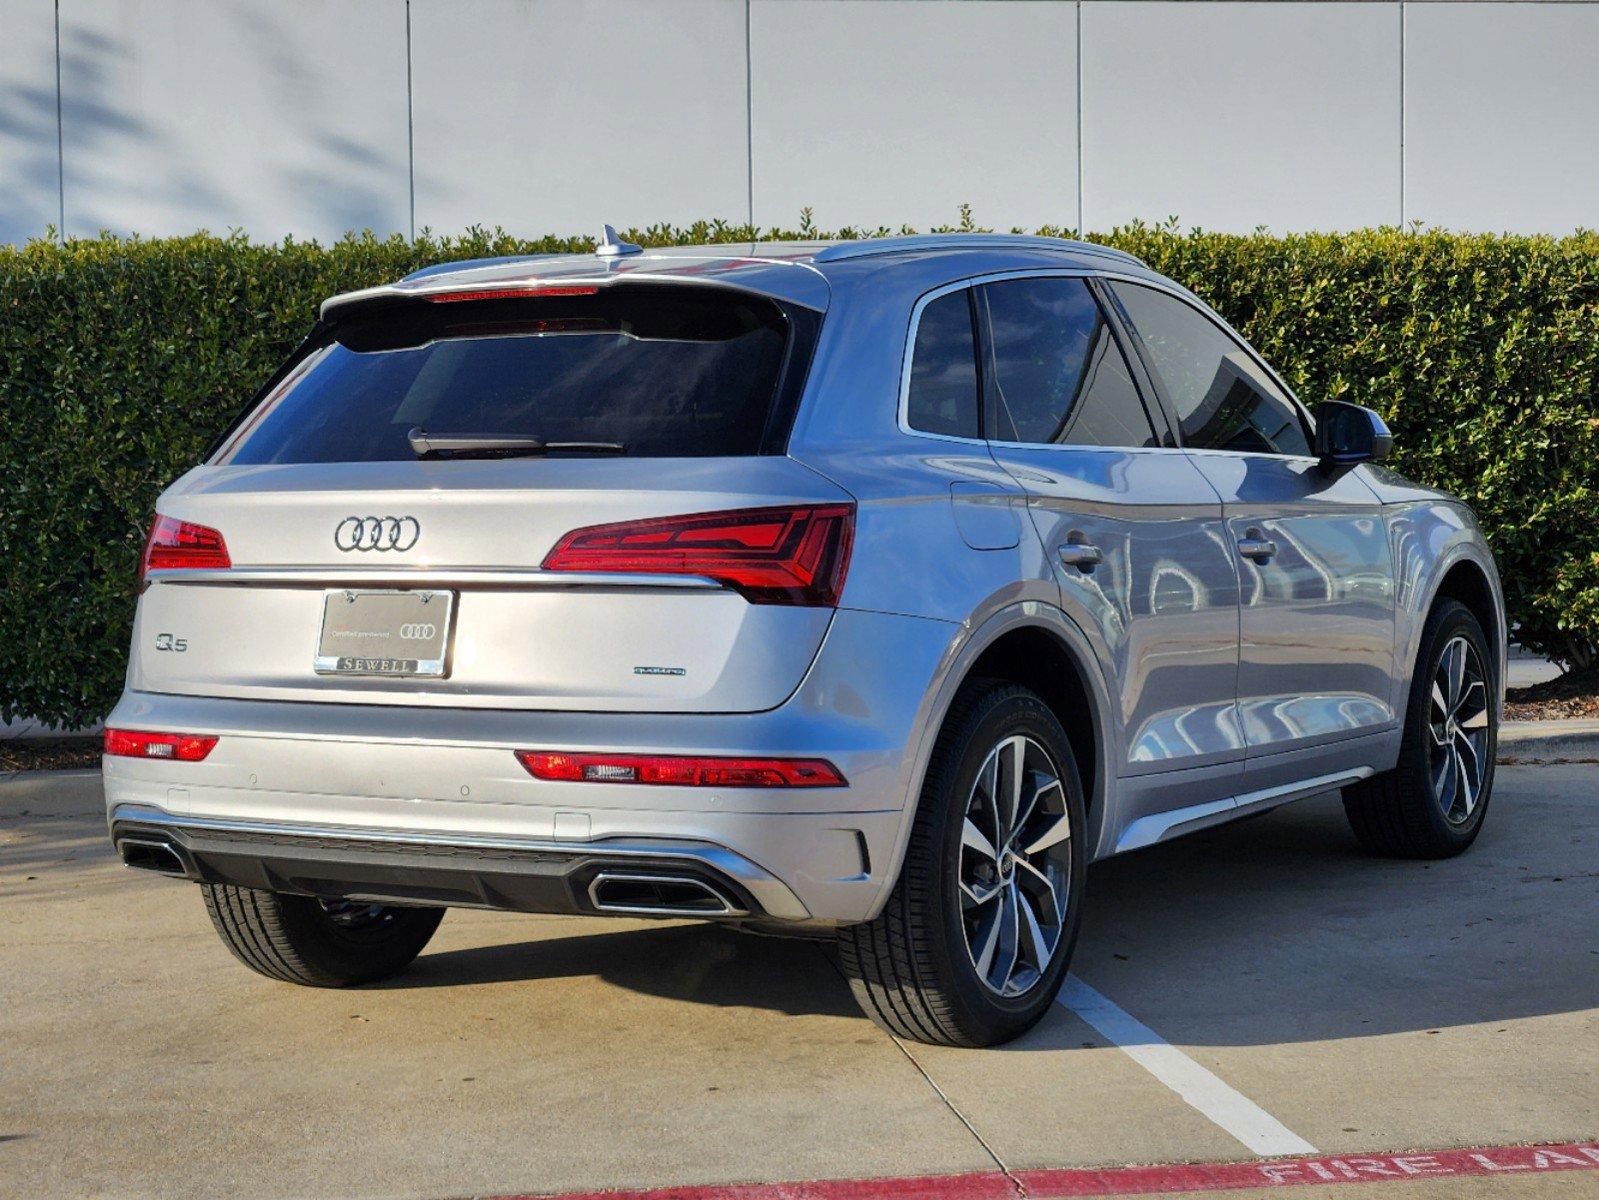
[{"left": 130, "top": 280, "right": 849, "bottom": 713}]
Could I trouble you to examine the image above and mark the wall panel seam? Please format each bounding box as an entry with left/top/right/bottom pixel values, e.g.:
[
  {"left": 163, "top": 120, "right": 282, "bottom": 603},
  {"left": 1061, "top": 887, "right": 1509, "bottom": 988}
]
[
  {"left": 406, "top": 0, "right": 416, "bottom": 241},
  {"left": 745, "top": 0, "right": 754, "bottom": 228},
  {"left": 53, "top": 0, "right": 64, "bottom": 241}
]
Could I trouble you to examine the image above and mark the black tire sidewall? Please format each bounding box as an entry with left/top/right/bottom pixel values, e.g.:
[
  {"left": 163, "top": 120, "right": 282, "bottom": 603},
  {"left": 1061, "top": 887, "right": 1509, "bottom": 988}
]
[
  {"left": 1401, "top": 600, "right": 1497, "bottom": 848},
  {"left": 279, "top": 895, "right": 444, "bottom": 985},
  {"left": 928, "top": 686, "right": 1087, "bottom": 1039}
]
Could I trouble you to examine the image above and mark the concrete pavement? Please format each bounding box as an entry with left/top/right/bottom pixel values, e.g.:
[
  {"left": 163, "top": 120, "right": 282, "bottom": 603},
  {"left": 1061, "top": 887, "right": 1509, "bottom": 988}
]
[{"left": 1, "top": 763, "right": 1595, "bottom": 1200}]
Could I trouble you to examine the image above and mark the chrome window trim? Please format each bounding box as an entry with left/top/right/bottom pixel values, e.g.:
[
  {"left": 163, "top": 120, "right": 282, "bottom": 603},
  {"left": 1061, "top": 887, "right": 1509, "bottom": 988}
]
[
  {"left": 894, "top": 267, "right": 1314, "bottom": 456},
  {"left": 897, "top": 267, "right": 1184, "bottom": 453},
  {"left": 898, "top": 268, "right": 1093, "bottom": 448},
  {"left": 1179, "top": 445, "right": 1322, "bottom": 467}
]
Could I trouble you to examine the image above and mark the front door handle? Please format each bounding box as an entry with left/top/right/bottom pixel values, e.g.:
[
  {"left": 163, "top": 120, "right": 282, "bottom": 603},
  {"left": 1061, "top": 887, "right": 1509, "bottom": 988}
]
[
  {"left": 1237, "top": 528, "right": 1278, "bottom": 564},
  {"left": 1057, "top": 538, "right": 1103, "bottom": 571}
]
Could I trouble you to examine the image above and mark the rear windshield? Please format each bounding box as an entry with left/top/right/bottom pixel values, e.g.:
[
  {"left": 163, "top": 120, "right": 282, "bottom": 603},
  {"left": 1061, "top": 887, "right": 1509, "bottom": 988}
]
[{"left": 217, "top": 285, "right": 808, "bottom": 463}]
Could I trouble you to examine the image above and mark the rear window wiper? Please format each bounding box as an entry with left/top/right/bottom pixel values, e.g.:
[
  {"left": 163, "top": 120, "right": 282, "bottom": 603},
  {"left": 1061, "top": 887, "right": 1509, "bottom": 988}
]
[{"left": 408, "top": 428, "right": 627, "bottom": 459}]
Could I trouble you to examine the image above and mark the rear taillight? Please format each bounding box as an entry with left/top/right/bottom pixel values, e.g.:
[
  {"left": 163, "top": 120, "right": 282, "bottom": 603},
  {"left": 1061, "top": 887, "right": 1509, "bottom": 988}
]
[
  {"left": 516, "top": 751, "right": 846, "bottom": 788},
  {"left": 104, "top": 729, "right": 218, "bottom": 762},
  {"left": 140, "top": 514, "right": 230, "bottom": 584},
  {"left": 541, "top": 504, "right": 854, "bottom": 606}
]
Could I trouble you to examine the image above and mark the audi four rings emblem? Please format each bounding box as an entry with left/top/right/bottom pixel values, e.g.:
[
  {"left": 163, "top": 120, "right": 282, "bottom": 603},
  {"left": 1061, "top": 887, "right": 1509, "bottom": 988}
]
[
  {"left": 398, "top": 623, "right": 437, "bottom": 640},
  {"left": 334, "top": 516, "right": 420, "bottom": 552}
]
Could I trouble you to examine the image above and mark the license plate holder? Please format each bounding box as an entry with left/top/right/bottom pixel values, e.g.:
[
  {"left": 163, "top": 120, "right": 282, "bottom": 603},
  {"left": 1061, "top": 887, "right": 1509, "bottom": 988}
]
[{"left": 314, "top": 589, "right": 454, "bottom": 678}]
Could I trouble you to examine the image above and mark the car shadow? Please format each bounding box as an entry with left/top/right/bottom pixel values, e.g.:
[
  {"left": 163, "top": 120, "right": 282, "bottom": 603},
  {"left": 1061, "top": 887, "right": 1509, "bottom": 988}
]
[
  {"left": 1043, "top": 783, "right": 1599, "bottom": 1049},
  {"left": 382, "top": 779, "right": 1599, "bottom": 1049},
  {"left": 388, "top": 921, "right": 861, "bottom": 1021},
  {"left": 12, "top": 767, "right": 1596, "bottom": 1047}
]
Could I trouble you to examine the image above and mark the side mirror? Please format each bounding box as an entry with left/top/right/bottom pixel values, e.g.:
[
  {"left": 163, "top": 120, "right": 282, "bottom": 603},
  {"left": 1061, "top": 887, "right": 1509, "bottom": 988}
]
[{"left": 1315, "top": 401, "right": 1392, "bottom": 472}]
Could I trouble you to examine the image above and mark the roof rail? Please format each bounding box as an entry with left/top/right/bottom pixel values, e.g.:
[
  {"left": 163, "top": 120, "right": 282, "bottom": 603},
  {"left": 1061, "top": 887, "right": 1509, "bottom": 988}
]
[{"left": 811, "top": 234, "right": 1145, "bottom": 269}]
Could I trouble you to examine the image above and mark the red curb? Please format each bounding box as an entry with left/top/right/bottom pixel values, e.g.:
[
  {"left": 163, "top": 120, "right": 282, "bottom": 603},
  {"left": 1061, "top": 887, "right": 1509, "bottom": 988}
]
[
  {"left": 1020, "top": 1141, "right": 1599, "bottom": 1195},
  {"left": 499, "top": 1171, "right": 1016, "bottom": 1200},
  {"left": 496, "top": 1142, "right": 1599, "bottom": 1200}
]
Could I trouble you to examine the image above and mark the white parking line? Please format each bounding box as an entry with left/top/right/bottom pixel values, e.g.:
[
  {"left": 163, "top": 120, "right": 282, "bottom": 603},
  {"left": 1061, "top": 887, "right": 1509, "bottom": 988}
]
[{"left": 1060, "top": 975, "right": 1317, "bottom": 1157}]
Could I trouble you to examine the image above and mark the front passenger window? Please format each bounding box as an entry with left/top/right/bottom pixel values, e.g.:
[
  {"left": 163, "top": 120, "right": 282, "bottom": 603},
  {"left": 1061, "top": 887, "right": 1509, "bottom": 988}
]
[{"left": 1110, "top": 282, "right": 1311, "bottom": 457}]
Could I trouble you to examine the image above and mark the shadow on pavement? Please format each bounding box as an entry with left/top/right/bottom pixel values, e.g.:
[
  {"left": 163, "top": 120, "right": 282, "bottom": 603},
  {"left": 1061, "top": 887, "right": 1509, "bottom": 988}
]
[
  {"left": 9, "top": 767, "right": 1596, "bottom": 1047},
  {"left": 391, "top": 922, "right": 861, "bottom": 1020},
  {"left": 1063, "top": 780, "right": 1599, "bottom": 1048},
  {"left": 377, "top": 775, "right": 1599, "bottom": 1049}
]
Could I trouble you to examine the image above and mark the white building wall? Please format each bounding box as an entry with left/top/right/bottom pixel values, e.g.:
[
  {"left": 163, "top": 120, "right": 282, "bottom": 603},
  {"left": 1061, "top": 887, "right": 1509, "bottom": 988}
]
[
  {"left": 57, "top": 0, "right": 410, "bottom": 242},
  {"left": 1405, "top": 3, "right": 1599, "bottom": 233},
  {"left": 1, "top": 0, "right": 1596, "bottom": 245},
  {"left": 0, "top": 0, "right": 61, "bottom": 245},
  {"left": 1080, "top": 2, "right": 1402, "bottom": 232},
  {"left": 410, "top": 0, "right": 749, "bottom": 235},
  {"left": 749, "top": 0, "right": 1079, "bottom": 232}
]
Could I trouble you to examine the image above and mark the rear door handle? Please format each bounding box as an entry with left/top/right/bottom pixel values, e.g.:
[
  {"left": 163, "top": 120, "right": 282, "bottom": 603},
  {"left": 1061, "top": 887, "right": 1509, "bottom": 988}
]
[
  {"left": 1236, "top": 529, "right": 1278, "bottom": 564},
  {"left": 1057, "top": 539, "right": 1103, "bottom": 571}
]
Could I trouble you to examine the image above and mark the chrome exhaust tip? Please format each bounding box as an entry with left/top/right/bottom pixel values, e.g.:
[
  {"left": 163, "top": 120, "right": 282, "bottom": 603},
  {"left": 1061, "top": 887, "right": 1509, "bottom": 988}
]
[
  {"left": 587, "top": 871, "right": 746, "bottom": 917},
  {"left": 117, "top": 836, "right": 192, "bottom": 879}
]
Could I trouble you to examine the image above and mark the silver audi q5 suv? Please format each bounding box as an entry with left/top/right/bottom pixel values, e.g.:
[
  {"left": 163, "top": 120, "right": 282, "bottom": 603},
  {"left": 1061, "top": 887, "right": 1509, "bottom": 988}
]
[{"left": 107, "top": 232, "right": 1505, "bottom": 1046}]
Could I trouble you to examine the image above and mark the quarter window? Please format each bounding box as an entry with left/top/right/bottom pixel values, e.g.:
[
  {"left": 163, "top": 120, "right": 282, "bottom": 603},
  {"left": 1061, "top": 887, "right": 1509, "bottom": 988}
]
[
  {"left": 978, "top": 277, "right": 1157, "bottom": 448},
  {"left": 1109, "top": 282, "right": 1311, "bottom": 457},
  {"left": 905, "top": 289, "right": 980, "bottom": 438}
]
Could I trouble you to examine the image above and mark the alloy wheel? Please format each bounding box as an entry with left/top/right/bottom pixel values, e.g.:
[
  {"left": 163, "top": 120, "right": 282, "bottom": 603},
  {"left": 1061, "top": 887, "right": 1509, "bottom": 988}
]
[
  {"left": 1428, "top": 635, "right": 1491, "bottom": 825},
  {"left": 958, "top": 735, "right": 1073, "bottom": 998}
]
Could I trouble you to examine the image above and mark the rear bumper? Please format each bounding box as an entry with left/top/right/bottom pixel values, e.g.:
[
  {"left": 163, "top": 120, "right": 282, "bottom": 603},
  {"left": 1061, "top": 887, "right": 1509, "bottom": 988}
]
[
  {"left": 108, "top": 803, "right": 805, "bottom": 920},
  {"left": 103, "top": 608, "right": 961, "bottom": 924}
]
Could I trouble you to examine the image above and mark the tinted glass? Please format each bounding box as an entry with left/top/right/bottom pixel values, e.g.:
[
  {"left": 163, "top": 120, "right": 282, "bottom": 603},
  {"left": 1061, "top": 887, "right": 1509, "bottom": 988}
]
[
  {"left": 906, "top": 289, "right": 980, "bottom": 438},
  {"left": 1110, "top": 282, "right": 1310, "bottom": 456},
  {"left": 978, "top": 276, "right": 1156, "bottom": 448},
  {"left": 220, "top": 287, "right": 793, "bottom": 463}
]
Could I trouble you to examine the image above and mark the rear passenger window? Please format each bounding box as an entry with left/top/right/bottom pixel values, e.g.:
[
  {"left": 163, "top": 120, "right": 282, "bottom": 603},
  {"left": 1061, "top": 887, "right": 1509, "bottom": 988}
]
[
  {"left": 1109, "top": 282, "right": 1311, "bottom": 457},
  {"left": 906, "top": 289, "right": 980, "bottom": 438},
  {"left": 978, "top": 277, "right": 1157, "bottom": 448}
]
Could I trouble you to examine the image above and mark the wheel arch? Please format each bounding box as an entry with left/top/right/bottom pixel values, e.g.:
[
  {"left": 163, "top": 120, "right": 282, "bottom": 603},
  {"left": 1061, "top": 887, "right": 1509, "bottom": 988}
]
[
  {"left": 1430, "top": 556, "right": 1504, "bottom": 678},
  {"left": 1415, "top": 548, "right": 1507, "bottom": 692},
  {"left": 866, "top": 602, "right": 1117, "bottom": 921}
]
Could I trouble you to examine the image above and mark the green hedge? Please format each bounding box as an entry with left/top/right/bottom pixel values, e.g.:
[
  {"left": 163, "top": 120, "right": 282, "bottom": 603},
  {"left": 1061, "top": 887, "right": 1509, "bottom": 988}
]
[{"left": 3, "top": 218, "right": 1597, "bottom": 727}]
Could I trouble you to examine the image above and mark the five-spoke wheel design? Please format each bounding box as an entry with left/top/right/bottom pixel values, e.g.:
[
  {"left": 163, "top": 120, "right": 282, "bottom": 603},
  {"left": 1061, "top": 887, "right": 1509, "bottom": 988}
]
[
  {"left": 959, "top": 734, "right": 1073, "bottom": 998},
  {"left": 1428, "top": 635, "right": 1490, "bottom": 825}
]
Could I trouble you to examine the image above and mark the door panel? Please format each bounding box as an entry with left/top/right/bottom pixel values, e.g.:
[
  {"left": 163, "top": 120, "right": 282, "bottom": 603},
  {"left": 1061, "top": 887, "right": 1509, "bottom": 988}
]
[
  {"left": 970, "top": 274, "right": 1244, "bottom": 809},
  {"left": 993, "top": 448, "right": 1245, "bottom": 781},
  {"left": 1185, "top": 452, "right": 1398, "bottom": 764}
]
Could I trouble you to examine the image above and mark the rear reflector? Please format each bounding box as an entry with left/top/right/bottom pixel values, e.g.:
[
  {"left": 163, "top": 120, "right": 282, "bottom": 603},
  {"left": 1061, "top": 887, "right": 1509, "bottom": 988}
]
[
  {"left": 104, "top": 729, "right": 218, "bottom": 762},
  {"left": 541, "top": 503, "right": 854, "bottom": 606},
  {"left": 140, "top": 514, "right": 230, "bottom": 583},
  {"left": 516, "top": 751, "right": 846, "bottom": 788},
  {"left": 425, "top": 285, "right": 600, "bottom": 303}
]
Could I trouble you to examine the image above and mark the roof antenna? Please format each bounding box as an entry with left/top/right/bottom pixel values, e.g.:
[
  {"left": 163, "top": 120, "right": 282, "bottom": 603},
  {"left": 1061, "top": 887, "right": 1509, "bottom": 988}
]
[{"left": 595, "top": 223, "right": 642, "bottom": 258}]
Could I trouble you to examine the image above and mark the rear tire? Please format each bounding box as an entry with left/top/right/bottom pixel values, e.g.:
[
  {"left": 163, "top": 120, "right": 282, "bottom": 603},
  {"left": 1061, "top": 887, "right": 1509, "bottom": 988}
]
[
  {"left": 1343, "top": 599, "right": 1497, "bottom": 859},
  {"left": 839, "top": 679, "right": 1087, "bottom": 1047},
  {"left": 202, "top": 884, "right": 444, "bottom": 987}
]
